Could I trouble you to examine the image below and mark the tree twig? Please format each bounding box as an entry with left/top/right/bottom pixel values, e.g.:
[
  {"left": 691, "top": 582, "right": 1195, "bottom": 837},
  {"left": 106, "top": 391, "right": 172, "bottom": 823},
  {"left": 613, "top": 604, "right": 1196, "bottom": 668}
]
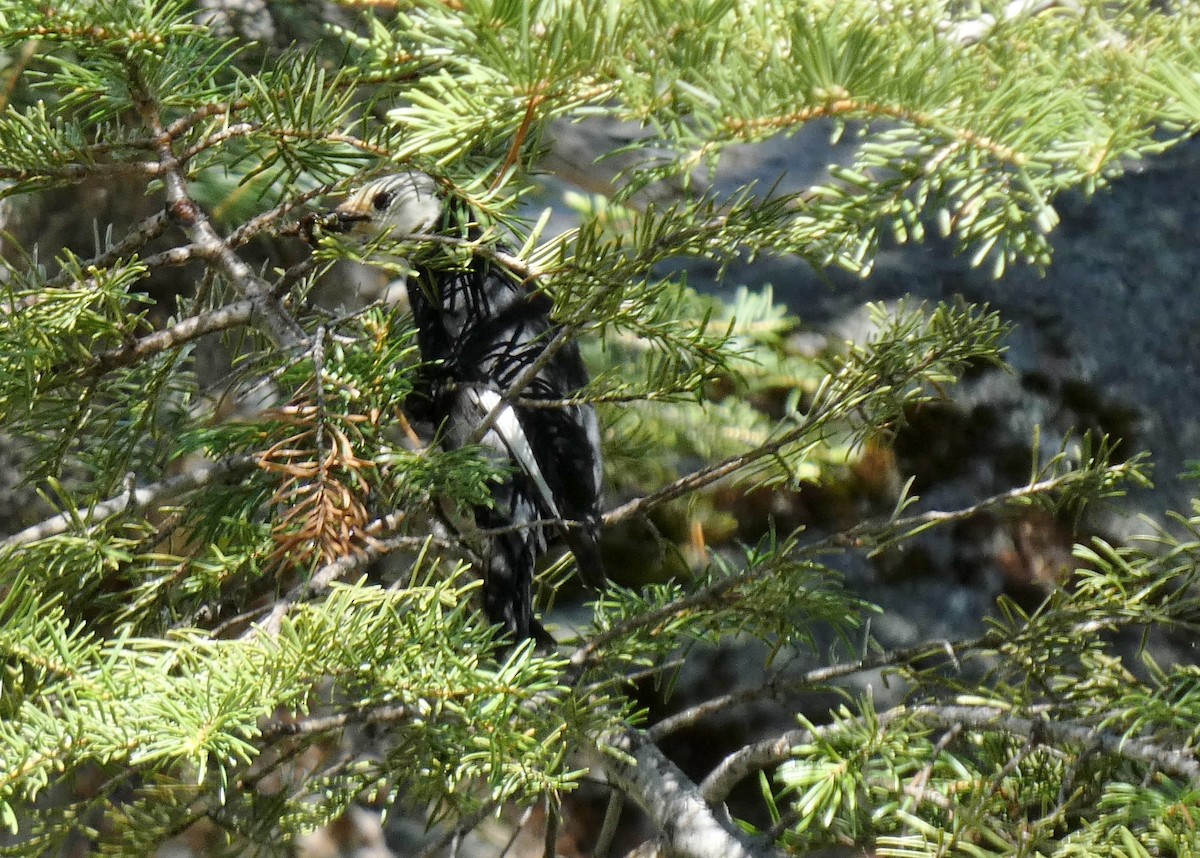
[
  {"left": 259, "top": 703, "right": 411, "bottom": 740},
  {"left": 415, "top": 801, "right": 500, "bottom": 858},
  {"left": 131, "top": 82, "right": 305, "bottom": 347},
  {"left": 594, "top": 786, "right": 625, "bottom": 858},
  {"left": 45, "top": 210, "right": 172, "bottom": 288},
  {"left": 573, "top": 465, "right": 1124, "bottom": 671},
  {"left": 645, "top": 636, "right": 984, "bottom": 740},
  {"left": 52, "top": 259, "right": 316, "bottom": 384},
  {"left": 697, "top": 702, "right": 1200, "bottom": 805},
  {"left": 2, "top": 455, "right": 257, "bottom": 548}
]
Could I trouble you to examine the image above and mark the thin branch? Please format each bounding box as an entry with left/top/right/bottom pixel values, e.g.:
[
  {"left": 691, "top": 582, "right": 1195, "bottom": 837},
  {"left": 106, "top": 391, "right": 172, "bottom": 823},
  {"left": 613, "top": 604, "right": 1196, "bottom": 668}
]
[
  {"left": 137, "top": 241, "right": 205, "bottom": 269},
  {"left": 645, "top": 636, "right": 984, "bottom": 740},
  {"left": 594, "top": 787, "right": 625, "bottom": 858},
  {"left": 83, "top": 298, "right": 242, "bottom": 373},
  {"left": 541, "top": 791, "right": 559, "bottom": 858},
  {"left": 574, "top": 466, "right": 1117, "bottom": 671},
  {"left": 45, "top": 210, "right": 172, "bottom": 288},
  {"left": 907, "top": 721, "right": 967, "bottom": 811},
  {"left": 702, "top": 730, "right": 825, "bottom": 802},
  {"left": 0, "top": 161, "right": 161, "bottom": 183},
  {"left": 468, "top": 323, "right": 581, "bottom": 447},
  {"left": 52, "top": 259, "right": 316, "bottom": 384},
  {"left": 498, "top": 803, "right": 538, "bottom": 858},
  {"left": 697, "top": 702, "right": 1200, "bottom": 805},
  {"left": 131, "top": 82, "right": 304, "bottom": 347},
  {"left": 245, "top": 502, "right": 589, "bottom": 634},
  {"left": 0, "top": 39, "right": 36, "bottom": 113},
  {"left": 177, "top": 123, "right": 390, "bottom": 164},
  {"left": 160, "top": 62, "right": 436, "bottom": 142},
  {"left": 491, "top": 85, "right": 545, "bottom": 193},
  {"left": 722, "top": 98, "right": 1025, "bottom": 166},
  {"left": 256, "top": 509, "right": 461, "bottom": 636},
  {"left": 599, "top": 328, "right": 1026, "bottom": 527},
  {"left": 1, "top": 455, "right": 257, "bottom": 548},
  {"left": 599, "top": 411, "right": 825, "bottom": 526},
  {"left": 259, "top": 703, "right": 411, "bottom": 740},
  {"left": 0, "top": 210, "right": 174, "bottom": 315},
  {"left": 415, "top": 802, "right": 500, "bottom": 858},
  {"left": 387, "top": 230, "right": 545, "bottom": 281},
  {"left": 915, "top": 704, "right": 1200, "bottom": 783},
  {"left": 229, "top": 175, "right": 374, "bottom": 247}
]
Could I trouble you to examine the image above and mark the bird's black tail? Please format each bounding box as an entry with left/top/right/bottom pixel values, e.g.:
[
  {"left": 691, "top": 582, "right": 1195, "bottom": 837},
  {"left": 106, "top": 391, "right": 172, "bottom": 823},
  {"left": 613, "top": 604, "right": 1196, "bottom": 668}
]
[
  {"left": 476, "top": 483, "right": 554, "bottom": 645},
  {"left": 562, "top": 515, "right": 606, "bottom": 594}
]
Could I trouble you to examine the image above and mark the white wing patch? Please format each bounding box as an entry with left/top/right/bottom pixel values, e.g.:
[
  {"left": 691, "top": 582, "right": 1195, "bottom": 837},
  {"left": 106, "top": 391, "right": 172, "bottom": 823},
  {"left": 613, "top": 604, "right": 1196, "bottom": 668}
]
[{"left": 465, "top": 388, "right": 561, "bottom": 520}]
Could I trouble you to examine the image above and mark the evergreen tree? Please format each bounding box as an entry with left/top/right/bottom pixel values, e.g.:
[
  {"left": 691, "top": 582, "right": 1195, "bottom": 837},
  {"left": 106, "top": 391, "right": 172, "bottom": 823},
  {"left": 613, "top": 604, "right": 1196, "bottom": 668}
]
[{"left": 0, "top": 1, "right": 1198, "bottom": 855}]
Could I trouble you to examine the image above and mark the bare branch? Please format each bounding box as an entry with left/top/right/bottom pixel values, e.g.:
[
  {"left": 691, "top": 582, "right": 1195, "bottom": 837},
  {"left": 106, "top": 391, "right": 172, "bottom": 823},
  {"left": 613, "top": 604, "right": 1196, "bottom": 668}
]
[
  {"left": 2, "top": 455, "right": 257, "bottom": 548},
  {"left": 594, "top": 727, "right": 787, "bottom": 858},
  {"left": 415, "top": 802, "right": 501, "bottom": 858},
  {"left": 467, "top": 324, "right": 582, "bottom": 446},
  {"left": 161, "top": 62, "right": 436, "bottom": 142},
  {"left": 0, "top": 161, "right": 161, "bottom": 183},
  {"left": 45, "top": 210, "right": 172, "bottom": 289},
  {"left": 259, "top": 703, "right": 411, "bottom": 740},
  {"left": 51, "top": 259, "right": 316, "bottom": 384},
  {"left": 700, "top": 727, "right": 810, "bottom": 805},
  {"left": 256, "top": 509, "right": 462, "bottom": 636},
  {"left": 599, "top": 413, "right": 821, "bottom": 526},
  {"left": 912, "top": 704, "right": 1200, "bottom": 784},
  {"left": 594, "top": 788, "right": 625, "bottom": 858},
  {"left": 88, "top": 299, "right": 250, "bottom": 374},
  {"left": 177, "top": 123, "right": 390, "bottom": 164},
  {"left": 229, "top": 177, "right": 373, "bottom": 247}
]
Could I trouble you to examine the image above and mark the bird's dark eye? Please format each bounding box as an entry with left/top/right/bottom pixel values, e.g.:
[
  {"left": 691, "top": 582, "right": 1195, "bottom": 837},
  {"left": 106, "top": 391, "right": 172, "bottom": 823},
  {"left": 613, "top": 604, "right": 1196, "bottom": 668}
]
[{"left": 372, "top": 190, "right": 394, "bottom": 211}]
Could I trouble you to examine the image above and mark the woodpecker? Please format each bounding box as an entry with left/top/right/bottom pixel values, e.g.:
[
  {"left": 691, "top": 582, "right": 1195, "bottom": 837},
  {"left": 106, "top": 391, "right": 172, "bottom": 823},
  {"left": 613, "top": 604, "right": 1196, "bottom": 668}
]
[{"left": 327, "top": 172, "right": 605, "bottom": 642}]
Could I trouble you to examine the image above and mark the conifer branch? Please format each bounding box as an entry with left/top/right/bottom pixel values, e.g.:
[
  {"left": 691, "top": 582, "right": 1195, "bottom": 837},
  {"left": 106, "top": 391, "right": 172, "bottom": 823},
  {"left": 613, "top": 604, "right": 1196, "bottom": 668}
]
[
  {"left": 2, "top": 455, "right": 257, "bottom": 547},
  {"left": 0, "top": 161, "right": 162, "bottom": 182},
  {"left": 52, "top": 259, "right": 316, "bottom": 384},
  {"left": 259, "top": 704, "right": 411, "bottom": 739},
  {"left": 131, "top": 85, "right": 305, "bottom": 347},
  {"left": 699, "top": 703, "right": 1200, "bottom": 804},
  {"left": 645, "top": 635, "right": 986, "bottom": 740},
  {"left": 574, "top": 464, "right": 1128, "bottom": 670},
  {"left": 257, "top": 509, "right": 433, "bottom": 636},
  {"left": 3, "top": 2, "right": 1199, "bottom": 851},
  {"left": 45, "top": 210, "right": 172, "bottom": 288},
  {"left": 596, "top": 726, "right": 787, "bottom": 858},
  {"left": 178, "top": 124, "right": 391, "bottom": 163}
]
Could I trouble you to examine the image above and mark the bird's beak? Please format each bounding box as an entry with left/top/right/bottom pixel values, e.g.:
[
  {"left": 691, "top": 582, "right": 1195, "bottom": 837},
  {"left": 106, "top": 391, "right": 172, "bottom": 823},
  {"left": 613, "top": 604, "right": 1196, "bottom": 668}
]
[
  {"left": 300, "top": 195, "right": 380, "bottom": 246},
  {"left": 326, "top": 206, "right": 372, "bottom": 234}
]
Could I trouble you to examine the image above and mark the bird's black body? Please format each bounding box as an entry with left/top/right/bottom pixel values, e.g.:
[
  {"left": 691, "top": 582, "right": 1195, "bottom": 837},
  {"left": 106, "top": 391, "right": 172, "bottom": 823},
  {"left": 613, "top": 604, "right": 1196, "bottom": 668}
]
[
  {"left": 331, "top": 174, "right": 604, "bottom": 642},
  {"left": 407, "top": 244, "right": 605, "bottom": 642}
]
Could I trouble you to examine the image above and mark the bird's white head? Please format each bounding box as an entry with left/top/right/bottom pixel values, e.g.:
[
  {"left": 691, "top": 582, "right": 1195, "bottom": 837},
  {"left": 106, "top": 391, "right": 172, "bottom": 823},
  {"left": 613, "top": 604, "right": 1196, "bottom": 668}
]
[{"left": 332, "top": 171, "right": 443, "bottom": 239}]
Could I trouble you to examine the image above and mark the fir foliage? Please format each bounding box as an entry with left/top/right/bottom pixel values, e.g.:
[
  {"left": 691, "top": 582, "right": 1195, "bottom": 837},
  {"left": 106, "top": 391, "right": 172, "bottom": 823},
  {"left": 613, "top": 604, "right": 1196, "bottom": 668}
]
[{"left": 0, "top": 0, "right": 1197, "bottom": 855}]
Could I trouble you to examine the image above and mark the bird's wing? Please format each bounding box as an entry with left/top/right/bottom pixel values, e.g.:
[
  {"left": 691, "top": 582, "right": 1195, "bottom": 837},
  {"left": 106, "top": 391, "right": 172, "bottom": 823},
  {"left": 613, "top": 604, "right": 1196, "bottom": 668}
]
[{"left": 460, "top": 386, "right": 562, "bottom": 522}]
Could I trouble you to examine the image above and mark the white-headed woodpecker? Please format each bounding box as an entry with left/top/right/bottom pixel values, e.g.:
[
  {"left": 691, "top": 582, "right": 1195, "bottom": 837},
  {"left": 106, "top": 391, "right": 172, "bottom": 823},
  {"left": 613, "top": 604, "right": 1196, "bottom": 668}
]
[{"left": 327, "top": 172, "right": 605, "bottom": 642}]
